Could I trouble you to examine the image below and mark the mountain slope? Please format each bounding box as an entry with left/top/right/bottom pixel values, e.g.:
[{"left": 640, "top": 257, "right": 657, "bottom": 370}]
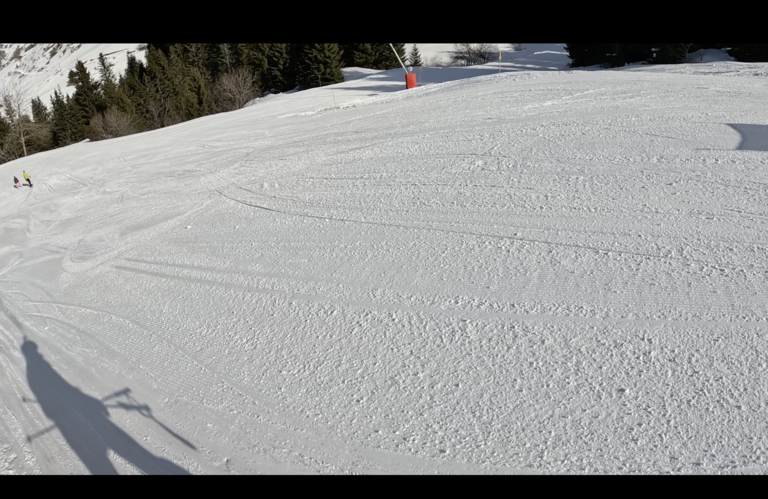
[
  {"left": 0, "top": 44, "right": 144, "bottom": 110},
  {"left": 3, "top": 51, "right": 768, "bottom": 474}
]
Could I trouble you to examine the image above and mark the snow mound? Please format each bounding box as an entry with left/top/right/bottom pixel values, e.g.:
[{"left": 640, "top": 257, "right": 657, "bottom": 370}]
[{"left": 685, "top": 48, "right": 736, "bottom": 64}]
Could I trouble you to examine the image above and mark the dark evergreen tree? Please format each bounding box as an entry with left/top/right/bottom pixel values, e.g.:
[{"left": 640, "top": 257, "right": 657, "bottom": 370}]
[
  {"left": 118, "top": 54, "right": 148, "bottom": 129},
  {"left": 182, "top": 43, "right": 211, "bottom": 80},
  {"left": 295, "top": 43, "right": 345, "bottom": 90},
  {"left": 407, "top": 44, "right": 423, "bottom": 66},
  {"left": 31, "top": 97, "right": 50, "bottom": 123},
  {"left": 217, "top": 43, "right": 237, "bottom": 74},
  {"left": 143, "top": 46, "right": 177, "bottom": 127},
  {"left": 565, "top": 43, "right": 619, "bottom": 67},
  {"left": 186, "top": 65, "right": 215, "bottom": 119},
  {"left": 351, "top": 43, "right": 378, "bottom": 68},
  {"left": 96, "top": 52, "right": 132, "bottom": 113},
  {"left": 0, "top": 115, "right": 9, "bottom": 147},
  {"left": 236, "top": 43, "right": 267, "bottom": 94},
  {"left": 376, "top": 43, "right": 406, "bottom": 69},
  {"left": 240, "top": 45, "right": 265, "bottom": 72},
  {"left": 50, "top": 89, "right": 75, "bottom": 147},
  {"left": 346, "top": 43, "right": 407, "bottom": 70},
  {"left": 147, "top": 43, "right": 172, "bottom": 56},
  {"left": 728, "top": 44, "right": 768, "bottom": 62},
  {"left": 67, "top": 60, "right": 105, "bottom": 141},
  {"left": 338, "top": 43, "right": 356, "bottom": 67},
  {"left": 144, "top": 45, "right": 214, "bottom": 124},
  {"left": 263, "top": 43, "right": 293, "bottom": 92},
  {"left": 652, "top": 43, "right": 695, "bottom": 64},
  {"left": 237, "top": 43, "right": 266, "bottom": 72},
  {"left": 168, "top": 44, "right": 197, "bottom": 120},
  {"left": 614, "top": 44, "right": 655, "bottom": 66}
]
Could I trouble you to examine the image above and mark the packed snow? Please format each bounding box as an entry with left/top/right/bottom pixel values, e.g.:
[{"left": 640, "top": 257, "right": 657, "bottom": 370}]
[{"left": 3, "top": 44, "right": 768, "bottom": 474}]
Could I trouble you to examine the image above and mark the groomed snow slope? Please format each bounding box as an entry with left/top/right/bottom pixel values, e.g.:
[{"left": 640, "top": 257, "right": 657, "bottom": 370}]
[{"left": 3, "top": 62, "right": 768, "bottom": 474}]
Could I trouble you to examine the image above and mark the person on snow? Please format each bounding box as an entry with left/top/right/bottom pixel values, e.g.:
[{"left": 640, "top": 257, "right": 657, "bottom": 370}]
[
  {"left": 23, "top": 170, "right": 32, "bottom": 187},
  {"left": 13, "top": 176, "right": 20, "bottom": 188}
]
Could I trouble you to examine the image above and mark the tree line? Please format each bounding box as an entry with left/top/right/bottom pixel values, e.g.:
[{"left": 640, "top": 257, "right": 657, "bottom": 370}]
[
  {"left": 565, "top": 43, "right": 768, "bottom": 67},
  {"left": 0, "top": 43, "right": 410, "bottom": 164},
  {"left": 8, "top": 42, "right": 761, "bottom": 164}
]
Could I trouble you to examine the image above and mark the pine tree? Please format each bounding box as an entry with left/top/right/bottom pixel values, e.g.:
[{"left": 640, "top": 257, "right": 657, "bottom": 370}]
[
  {"left": 118, "top": 54, "right": 148, "bottom": 130},
  {"left": 376, "top": 43, "right": 406, "bottom": 69},
  {"left": 351, "top": 43, "right": 378, "bottom": 68},
  {"left": 217, "top": 43, "right": 237, "bottom": 74},
  {"left": 565, "top": 44, "right": 619, "bottom": 67},
  {"left": 67, "top": 60, "right": 104, "bottom": 141},
  {"left": 145, "top": 45, "right": 215, "bottom": 123},
  {"left": 237, "top": 43, "right": 267, "bottom": 95},
  {"left": 0, "top": 115, "right": 9, "bottom": 148},
  {"left": 728, "top": 43, "right": 768, "bottom": 62},
  {"left": 615, "top": 44, "right": 655, "bottom": 66},
  {"left": 31, "top": 97, "right": 50, "bottom": 124},
  {"left": 407, "top": 44, "right": 423, "bottom": 67},
  {"left": 347, "top": 43, "right": 407, "bottom": 70},
  {"left": 652, "top": 44, "right": 695, "bottom": 64},
  {"left": 187, "top": 66, "right": 215, "bottom": 118},
  {"left": 237, "top": 43, "right": 267, "bottom": 73},
  {"left": 147, "top": 43, "right": 172, "bottom": 56},
  {"left": 97, "top": 53, "right": 121, "bottom": 109},
  {"left": 338, "top": 43, "right": 355, "bottom": 67},
  {"left": 169, "top": 44, "right": 198, "bottom": 121},
  {"left": 183, "top": 44, "right": 211, "bottom": 80},
  {"left": 50, "top": 89, "right": 75, "bottom": 147},
  {"left": 263, "top": 43, "right": 292, "bottom": 92},
  {"left": 143, "top": 47, "right": 177, "bottom": 127},
  {"left": 295, "top": 43, "right": 345, "bottom": 90}
]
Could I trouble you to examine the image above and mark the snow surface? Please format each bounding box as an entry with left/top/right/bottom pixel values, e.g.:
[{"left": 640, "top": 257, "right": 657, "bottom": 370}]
[{"left": 3, "top": 46, "right": 768, "bottom": 474}]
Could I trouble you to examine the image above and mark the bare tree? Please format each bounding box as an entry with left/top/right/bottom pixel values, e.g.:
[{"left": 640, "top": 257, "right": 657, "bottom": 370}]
[
  {"left": 449, "top": 43, "right": 499, "bottom": 66},
  {"left": 654, "top": 43, "right": 697, "bottom": 64},
  {"left": 422, "top": 54, "right": 447, "bottom": 67},
  {"left": 213, "top": 67, "right": 260, "bottom": 113},
  {"left": 89, "top": 107, "right": 139, "bottom": 141},
  {"left": 0, "top": 120, "right": 50, "bottom": 163},
  {"left": 0, "top": 84, "right": 30, "bottom": 158}
]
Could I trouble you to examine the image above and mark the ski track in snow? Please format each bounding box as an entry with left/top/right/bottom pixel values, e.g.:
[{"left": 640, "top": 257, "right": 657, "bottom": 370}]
[{"left": 3, "top": 53, "right": 768, "bottom": 473}]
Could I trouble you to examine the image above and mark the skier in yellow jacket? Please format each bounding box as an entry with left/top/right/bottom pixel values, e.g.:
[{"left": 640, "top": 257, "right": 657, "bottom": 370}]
[{"left": 23, "top": 170, "right": 32, "bottom": 187}]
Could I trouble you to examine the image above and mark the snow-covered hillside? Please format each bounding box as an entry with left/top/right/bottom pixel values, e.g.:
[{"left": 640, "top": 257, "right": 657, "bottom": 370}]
[
  {"left": 0, "top": 44, "right": 144, "bottom": 111},
  {"left": 0, "top": 43, "right": 568, "bottom": 113},
  {"left": 3, "top": 45, "right": 768, "bottom": 474}
]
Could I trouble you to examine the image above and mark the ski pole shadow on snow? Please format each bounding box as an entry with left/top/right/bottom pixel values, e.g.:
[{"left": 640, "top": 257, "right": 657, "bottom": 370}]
[{"left": 21, "top": 337, "right": 194, "bottom": 475}]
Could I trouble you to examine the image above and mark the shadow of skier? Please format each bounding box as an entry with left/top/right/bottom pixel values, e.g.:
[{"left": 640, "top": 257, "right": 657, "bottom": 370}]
[
  {"left": 21, "top": 338, "right": 191, "bottom": 474},
  {"left": 727, "top": 124, "right": 768, "bottom": 151}
]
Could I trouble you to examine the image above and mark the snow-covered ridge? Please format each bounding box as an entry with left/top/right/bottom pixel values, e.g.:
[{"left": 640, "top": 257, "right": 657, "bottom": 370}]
[{"left": 0, "top": 44, "right": 144, "bottom": 109}]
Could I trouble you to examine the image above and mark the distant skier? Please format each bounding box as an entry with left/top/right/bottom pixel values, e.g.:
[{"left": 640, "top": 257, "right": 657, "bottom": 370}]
[
  {"left": 23, "top": 170, "right": 32, "bottom": 187},
  {"left": 13, "top": 176, "right": 20, "bottom": 188}
]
